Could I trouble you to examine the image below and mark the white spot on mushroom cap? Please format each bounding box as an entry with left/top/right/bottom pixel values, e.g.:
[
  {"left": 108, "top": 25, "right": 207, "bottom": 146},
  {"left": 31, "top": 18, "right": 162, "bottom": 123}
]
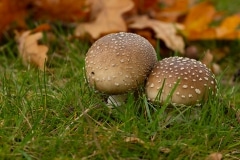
[{"left": 195, "top": 88, "right": 201, "bottom": 94}]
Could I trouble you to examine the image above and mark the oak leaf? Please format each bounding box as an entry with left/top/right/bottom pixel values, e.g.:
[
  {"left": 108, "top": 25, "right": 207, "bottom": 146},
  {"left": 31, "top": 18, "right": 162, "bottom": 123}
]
[
  {"left": 74, "top": 0, "right": 134, "bottom": 39},
  {"left": 129, "top": 15, "right": 185, "bottom": 53},
  {"left": 15, "top": 30, "right": 49, "bottom": 70}
]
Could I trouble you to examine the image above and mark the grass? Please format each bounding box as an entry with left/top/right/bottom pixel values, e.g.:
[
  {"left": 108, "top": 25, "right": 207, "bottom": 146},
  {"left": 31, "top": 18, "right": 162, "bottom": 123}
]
[{"left": 0, "top": 25, "right": 240, "bottom": 160}]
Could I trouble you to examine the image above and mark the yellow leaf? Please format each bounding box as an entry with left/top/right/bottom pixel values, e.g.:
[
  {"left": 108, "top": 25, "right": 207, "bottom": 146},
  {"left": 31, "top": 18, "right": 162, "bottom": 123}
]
[
  {"left": 216, "top": 14, "right": 240, "bottom": 38},
  {"left": 185, "top": 28, "right": 216, "bottom": 40},
  {"left": 15, "top": 30, "right": 48, "bottom": 70},
  {"left": 129, "top": 15, "right": 185, "bottom": 53},
  {"left": 184, "top": 1, "right": 216, "bottom": 32},
  {"left": 74, "top": 0, "right": 134, "bottom": 39},
  {"left": 156, "top": 0, "right": 189, "bottom": 22}
]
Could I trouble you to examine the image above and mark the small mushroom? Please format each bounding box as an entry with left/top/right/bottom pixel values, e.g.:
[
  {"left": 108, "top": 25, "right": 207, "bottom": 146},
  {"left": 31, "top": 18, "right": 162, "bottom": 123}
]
[
  {"left": 85, "top": 32, "right": 157, "bottom": 105},
  {"left": 145, "top": 57, "right": 217, "bottom": 106}
]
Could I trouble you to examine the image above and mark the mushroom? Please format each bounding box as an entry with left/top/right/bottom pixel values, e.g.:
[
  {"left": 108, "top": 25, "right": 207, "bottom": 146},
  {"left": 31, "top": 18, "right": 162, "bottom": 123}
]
[
  {"left": 145, "top": 57, "right": 217, "bottom": 106},
  {"left": 85, "top": 32, "right": 157, "bottom": 106}
]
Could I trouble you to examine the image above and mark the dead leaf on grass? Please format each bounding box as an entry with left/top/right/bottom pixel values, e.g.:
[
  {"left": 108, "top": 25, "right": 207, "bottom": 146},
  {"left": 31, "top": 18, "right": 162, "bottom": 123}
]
[
  {"left": 129, "top": 15, "right": 185, "bottom": 53},
  {"left": 124, "top": 136, "right": 145, "bottom": 144},
  {"left": 32, "top": 0, "right": 89, "bottom": 21},
  {"left": 74, "top": 0, "right": 134, "bottom": 39},
  {"left": 205, "top": 152, "right": 223, "bottom": 160},
  {"left": 15, "top": 28, "right": 49, "bottom": 70},
  {"left": 216, "top": 14, "right": 240, "bottom": 39},
  {"left": 184, "top": 1, "right": 216, "bottom": 33},
  {"left": 156, "top": 0, "right": 189, "bottom": 22},
  {"left": 159, "top": 147, "right": 171, "bottom": 153}
]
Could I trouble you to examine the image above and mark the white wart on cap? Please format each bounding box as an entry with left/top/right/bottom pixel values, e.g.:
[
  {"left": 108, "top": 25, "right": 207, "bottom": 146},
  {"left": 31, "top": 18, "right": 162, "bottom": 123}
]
[
  {"left": 85, "top": 32, "right": 157, "bottom": 94},
  {"left": 146, "top": 57, "right": 217, "bottom": 106}
]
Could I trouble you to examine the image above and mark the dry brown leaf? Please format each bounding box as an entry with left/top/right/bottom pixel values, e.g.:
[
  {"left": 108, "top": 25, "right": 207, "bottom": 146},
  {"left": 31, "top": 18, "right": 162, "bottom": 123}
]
[
  {"left": 159, "top": 147, "right": 171, "bottom": 153},
  {"left": 205, "top": 152, "right": 223, "bottom": 160},
  {"left": 32, "top": 0, "right": 89, "bottom": 22},
  {"left": 15, "top": 30, "right": 48, "bottom": 70},
  {"left": 74, "top": 0, "right": 134, "bottom": 39},
  {"left": 124, "top": 136, "right": 145, "bottom": 144},
  {"left": 129, "top": 15, "right": 185, "bottom": 53},
  {"left": 132, "top": 0, "right": 159, "bottom": 14}
]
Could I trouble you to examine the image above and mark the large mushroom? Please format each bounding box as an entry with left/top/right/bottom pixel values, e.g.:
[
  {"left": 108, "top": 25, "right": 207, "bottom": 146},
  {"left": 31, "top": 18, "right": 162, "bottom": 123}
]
[
  {"left": 146, "top": 57, "right": 217, "bottom": 106},
  {"left": 85, "top": 32, "right": 158, "bottom": 106}
]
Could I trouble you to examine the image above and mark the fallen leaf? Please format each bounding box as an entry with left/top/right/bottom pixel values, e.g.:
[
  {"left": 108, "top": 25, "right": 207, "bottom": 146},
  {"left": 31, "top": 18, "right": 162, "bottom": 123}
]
[
  {"left": 15, "top": 30, "right": 49, "bottom": 70},
  {"left": 182, "top": 1, "right": 219, "bottom": 40},
  {"left": 74, "top": 0, "right": 134, "bottom": 39},
  {"left": 184, "top": 1, "right": 216, "bottom": 32},
  {"left": 129, "top": 15, "right": 185, "bottom": 53},
  {"left": 183, "top": 2, "right": 240, "bottom": 40},
  {"left": 156, "top": 0, "right": 189, "bottom": 22},
  {"left": 216, "top": 14, "right": 240, "bottom": 39},
  {"left": 124, "top": 136, "right": 145, "bottom": 144},
  {"left": 32, "top": 0, "right": 89, "bottom": 22},
  {"left": 184, "top": 28, "right": 217, "bottom": 40},
  {"left": 132, "top": 0, "right": 158, "bottom": 14},
  {"left": 188, "top": 14, "right": 240, "bottom": 40},
  {"left": 159, "top": 147, "right": 171, "bottom": 153},
  {"left": 205, "top": 152, "right": 223, "bottom": 160}
]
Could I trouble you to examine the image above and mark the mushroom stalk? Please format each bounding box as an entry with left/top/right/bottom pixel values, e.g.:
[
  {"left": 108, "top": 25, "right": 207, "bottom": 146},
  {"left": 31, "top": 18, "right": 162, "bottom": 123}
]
[{"left": 107, "top": 94, "right": 128, "bottom": 108}]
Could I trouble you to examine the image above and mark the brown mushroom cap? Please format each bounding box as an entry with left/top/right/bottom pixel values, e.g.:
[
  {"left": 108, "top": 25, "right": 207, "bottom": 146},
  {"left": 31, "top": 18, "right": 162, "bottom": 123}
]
[
  {"left": 146, "top": 57, "right": 217, "bottom": 106},
  {"left": 85, "top": 32, "right": 157, "bottom": 94}
]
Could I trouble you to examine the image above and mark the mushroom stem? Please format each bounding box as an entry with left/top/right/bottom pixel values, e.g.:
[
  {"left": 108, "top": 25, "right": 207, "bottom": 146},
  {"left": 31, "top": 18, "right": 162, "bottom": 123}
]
[{"left": 107, "top": 94, "right": 128, "bottom": 108}]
